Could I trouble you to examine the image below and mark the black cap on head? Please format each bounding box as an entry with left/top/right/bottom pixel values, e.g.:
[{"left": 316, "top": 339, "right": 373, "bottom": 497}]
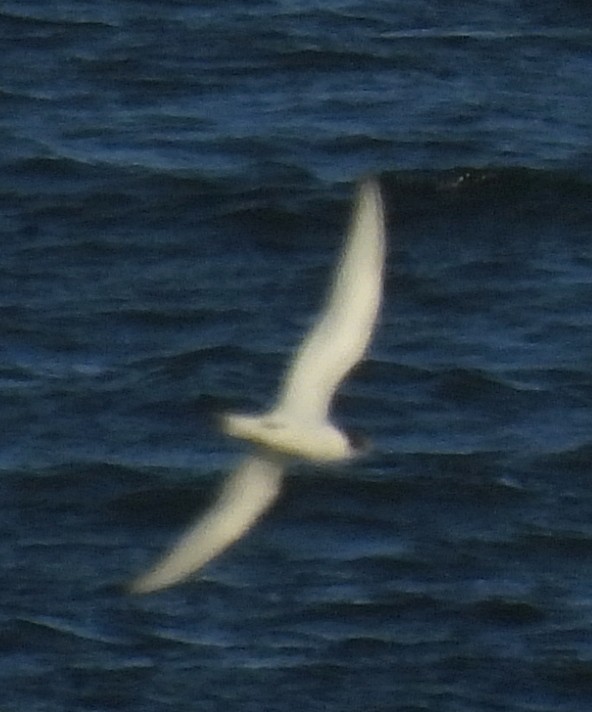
[{"left": 345, "top": 428, "right": 370, "bottom": 454}]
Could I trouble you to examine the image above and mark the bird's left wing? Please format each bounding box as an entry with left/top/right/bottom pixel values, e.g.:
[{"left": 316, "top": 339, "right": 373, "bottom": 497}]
[
  {"left": 128, "top": 455, "right": 283, "bottom": 594},
  {"left": 275, "top": 178, "right": 385, "bottom": 420}
]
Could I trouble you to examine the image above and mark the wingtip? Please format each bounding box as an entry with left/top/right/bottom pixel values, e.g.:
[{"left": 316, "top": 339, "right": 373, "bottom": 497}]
[
  {"left": 125, "top": 560, "right": 198, "bottom": 595},
  {"left": 349, "top": 174, "right": 385, "bottom": 252},
  {"left": 356, "top": 174, "right": 383, "bottom": 208},
  {"left": 125, "top": 569, "right": 169, "bottom": 595},
  {"left": 125, "top": 576, "right": 155, "bottom": 596}
]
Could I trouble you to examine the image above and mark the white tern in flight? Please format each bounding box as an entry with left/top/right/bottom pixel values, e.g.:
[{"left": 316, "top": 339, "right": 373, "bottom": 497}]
[{"left": 129, "top": 178, "right": 386, "bottom": 593}]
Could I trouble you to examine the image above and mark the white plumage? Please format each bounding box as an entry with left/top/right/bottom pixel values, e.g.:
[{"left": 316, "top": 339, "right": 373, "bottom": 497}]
[{"left": 129, "top": 178, "right": 386, "bottom": 594}]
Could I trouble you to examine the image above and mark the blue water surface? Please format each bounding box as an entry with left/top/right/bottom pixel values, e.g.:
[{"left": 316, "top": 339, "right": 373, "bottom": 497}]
[{"left": 1, "top": 1, "right": 592, "bottom": 710}]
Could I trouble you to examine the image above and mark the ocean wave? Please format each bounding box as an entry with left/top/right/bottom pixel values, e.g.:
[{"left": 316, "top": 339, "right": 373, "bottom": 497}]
[
  {"left": 2, "top": 144, "right": 591, "bottom": 240},
  {"left": 382, "top": 166, "right": 592, "bottom": 221}
]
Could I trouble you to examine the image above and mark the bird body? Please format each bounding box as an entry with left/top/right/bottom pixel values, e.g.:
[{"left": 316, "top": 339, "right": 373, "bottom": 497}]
[{"left": 220, "top": 411, "right": 354, "bottom": 462}]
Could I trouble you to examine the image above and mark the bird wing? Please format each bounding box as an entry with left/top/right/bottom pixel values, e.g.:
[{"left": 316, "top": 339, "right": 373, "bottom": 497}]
[
  {"left": 128, "top": 455, "right": 283, "bottom": 594},
  {"left": 274, "top": 178, "right": 385, "bottom": 420}
]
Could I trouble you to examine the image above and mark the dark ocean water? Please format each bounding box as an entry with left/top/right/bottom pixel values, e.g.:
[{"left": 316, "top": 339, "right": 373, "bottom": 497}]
[{"left": 2, "top": 1, "right": 592, "bottom": 710}]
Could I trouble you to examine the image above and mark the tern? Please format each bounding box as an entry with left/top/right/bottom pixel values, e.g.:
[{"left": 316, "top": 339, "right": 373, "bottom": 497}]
[{"left": 129, "top": 178, "right": 386, "bottom": 594}]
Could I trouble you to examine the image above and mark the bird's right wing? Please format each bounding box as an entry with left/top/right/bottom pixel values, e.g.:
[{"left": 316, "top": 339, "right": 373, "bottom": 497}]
[
  {"left": 275, "top": 178, "right": 385, "bottom": 420},
  {"left": 128, "top": 455, "right": 283, "bottom": 594}
]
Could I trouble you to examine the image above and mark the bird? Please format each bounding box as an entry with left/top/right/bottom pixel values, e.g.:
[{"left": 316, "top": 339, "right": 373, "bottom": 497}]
[{"left": 128, "top": 177, "right": 386, "bottom": 594}]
